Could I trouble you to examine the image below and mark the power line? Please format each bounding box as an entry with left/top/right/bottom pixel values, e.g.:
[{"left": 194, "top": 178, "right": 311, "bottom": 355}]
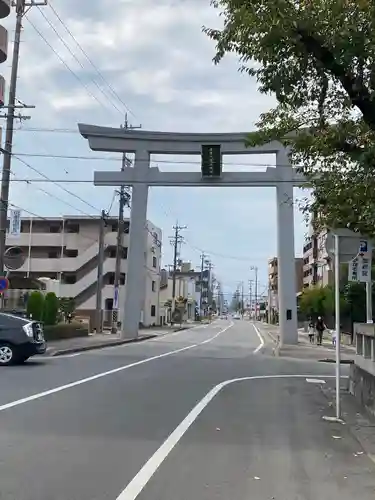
[
  {"left": 46, "top": 0, "right": 136, "bottom": 118},
  {"left": 36, "top": 6, "right": 125, "bottom": 116},
  {"left": 9, "top": 151, "right": 307, "bottom": 168},
  {"left": 5, "top": 202, "right": 104, "bottom": 246},
  {"left": 13, "top": 155, "right": 101, "bottom": 213},
  {"left": 24, "top": 15, "right": 114, "bottom": 114}
]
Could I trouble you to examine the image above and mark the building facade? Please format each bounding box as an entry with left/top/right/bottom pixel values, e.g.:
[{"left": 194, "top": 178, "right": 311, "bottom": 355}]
[
  {"left": 302, "top": 227, "right": 332, "bottom": 288},
  {"left": 6, "top": 216, "right": 162, "bottom": 326},
  {"left": 268, "top": 256, "right": 304, "bottom": 313}
]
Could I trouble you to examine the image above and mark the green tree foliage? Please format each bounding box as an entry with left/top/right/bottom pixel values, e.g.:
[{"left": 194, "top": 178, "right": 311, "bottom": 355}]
[
  {"left": 204, "top": 0, "right": 375, "bottom": 235},
  {"left": 26, "top": 291, "right": 45, "bottom": 321},
  {"left": 299, "top": 286, "right": 334, "bottom": 318},
  {"left": 43, "top": 292, "right": 59, "bottom": 326},
  {"left": 59, "top": 297, "right": 75, "bottom": 316}
]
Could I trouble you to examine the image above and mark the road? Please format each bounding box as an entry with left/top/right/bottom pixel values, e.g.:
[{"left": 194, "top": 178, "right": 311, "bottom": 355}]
[{"left": 1, "top": 319, "right": 374, "bottom": 500}]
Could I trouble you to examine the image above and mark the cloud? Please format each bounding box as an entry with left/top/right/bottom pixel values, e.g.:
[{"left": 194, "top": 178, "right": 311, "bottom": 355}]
[{"left": 0, "top": 0, "right": 306, "bottom": 290}]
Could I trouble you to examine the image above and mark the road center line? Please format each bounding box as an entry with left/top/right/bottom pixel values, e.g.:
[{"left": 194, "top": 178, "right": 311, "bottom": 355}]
[
  {"left": 0, "top": 322, "right": 234, "bottom": 413},
  {"left": 116, "top": 374, "right": 346, "bottom": 500}
]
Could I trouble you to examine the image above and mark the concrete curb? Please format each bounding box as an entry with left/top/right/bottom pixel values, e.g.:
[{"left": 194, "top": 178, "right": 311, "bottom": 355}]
[
  {"left": 48, "top": 325, "right": 192, "bottom": 357},
  {"left": 49, "top": 334, "right": 158, "bottom": 357}
]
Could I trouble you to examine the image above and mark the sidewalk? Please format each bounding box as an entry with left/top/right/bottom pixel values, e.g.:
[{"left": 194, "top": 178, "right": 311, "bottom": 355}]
[
  {"left": 320, "top": 379, "right": 375, "bottom": 464},
  {"left": 256, "top": 322, "right": 355, "bottom": 362},
  {"left": 45, "top": 325, "right": 191, "bottom": 356}
]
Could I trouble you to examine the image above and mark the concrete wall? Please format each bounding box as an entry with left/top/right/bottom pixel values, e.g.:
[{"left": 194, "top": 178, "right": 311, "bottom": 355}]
[{"left": 349, "top": 363, "right": 375, "bottom": 418}]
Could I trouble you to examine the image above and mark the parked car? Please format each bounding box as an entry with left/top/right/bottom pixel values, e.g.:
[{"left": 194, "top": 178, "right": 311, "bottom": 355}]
[{"left": 0, "top": 313, "right": 46, "bottom": 366}]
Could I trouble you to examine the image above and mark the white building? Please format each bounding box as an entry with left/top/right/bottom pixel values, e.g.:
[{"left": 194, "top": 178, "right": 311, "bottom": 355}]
[
  {"left": 6, "top": 215, "right": 162, "bottom": 327},
  {"left": 158, "top": 264, "right": 200, "bottom": 323},
  {"left": 302, "top": 225, "right": 332, "bottom": 288}
]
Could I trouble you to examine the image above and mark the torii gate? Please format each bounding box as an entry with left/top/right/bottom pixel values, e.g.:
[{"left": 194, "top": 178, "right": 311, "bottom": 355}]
[{"left": 78, "top": 124, "right": 305, "bottom": 346}]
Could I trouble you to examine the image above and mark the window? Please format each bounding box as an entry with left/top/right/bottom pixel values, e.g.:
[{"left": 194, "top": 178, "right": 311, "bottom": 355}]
[
  {"left": 151, "top": 305, "right": 156, "bottom": 317},
  {"left": 122, "top": 247, "right": 128, "bottom": 259},
  {"left": 108, "top": 248, "right": 116, "bottom": 258},
  {"left": 120, "top": 273, "right": 126, "bottom": 285},
  {"left": 65, "top": 249, "right": 78, "bottom": 258},
  {"left": 49, "top": 225, "right": 60, "bottom": 233},
  {"left": 111, "top": 222, "right": 118, "bottom": 232},
  {"left": 48, "top": 251, "right": 58, "bottom": 258},
  {"left": 123, "top": 221, "right": 130, "bottom": 233},
  {"left": 67, "top": 224, "right": 79, "bottom": 233},
  {"left": 152, "top": 280, "right": 156, "bottom": 292},
  {"left": 152, "top": 256, "right": 157, "bottom": 268},
  {"left": 64, "top": 275, "right": 76, "bottom": 284}
]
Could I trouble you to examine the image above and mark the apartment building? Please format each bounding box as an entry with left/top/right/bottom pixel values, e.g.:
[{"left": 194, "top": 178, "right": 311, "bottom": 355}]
[
  {"left": 302, "top": 227, "right": 332, "bottom": 288},
  {"left": 6, "top": 215, "right": 162, "bottom": 326},
  {"left": 268, "top": 256, "right": 304, "bottom": 311}
]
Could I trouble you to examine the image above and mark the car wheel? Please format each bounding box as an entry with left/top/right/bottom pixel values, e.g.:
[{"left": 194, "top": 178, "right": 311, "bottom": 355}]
[{"left": 0, "top": 342, "right": 16, "bottom": 366}]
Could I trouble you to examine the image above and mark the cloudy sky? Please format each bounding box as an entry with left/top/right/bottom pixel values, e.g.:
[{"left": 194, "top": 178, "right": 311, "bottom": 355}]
[{"left": 2, "top": 0, "right": 307, "bottom": 300}]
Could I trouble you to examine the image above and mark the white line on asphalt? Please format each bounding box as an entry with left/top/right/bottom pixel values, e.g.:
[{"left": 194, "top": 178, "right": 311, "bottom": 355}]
[
  {"left": 252, "top": 323, "right": 265, "bottom": 353},
  {"left": 116, "top": 374, "right": 347, "bottom": 500},
  {"left": 0, "top": 322, "right": 234, "bottom": 413},
  {"left": 306, "top": 378, "right": 326, "bottom": 384}
]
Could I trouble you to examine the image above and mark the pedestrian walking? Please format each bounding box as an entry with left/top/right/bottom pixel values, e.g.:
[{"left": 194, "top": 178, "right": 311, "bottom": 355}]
[
  {"left": 308, "top": 319, "right": 315, "bottom": 343},
  {"left": 315, "top": 316, "right": 327, "bottom": 346},
  {"left": 331, "top": 329, "right": 337, "bottom": 347}
]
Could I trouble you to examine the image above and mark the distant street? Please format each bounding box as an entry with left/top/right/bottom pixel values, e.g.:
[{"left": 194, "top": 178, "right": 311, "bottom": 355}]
[{"left": 1, "top": 319, "right": 374, "bottom": 500}]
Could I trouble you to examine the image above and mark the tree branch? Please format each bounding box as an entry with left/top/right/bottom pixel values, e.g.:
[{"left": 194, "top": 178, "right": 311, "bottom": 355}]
[{"left": 294, "top": 26, "right": 375, "bottom": 130}]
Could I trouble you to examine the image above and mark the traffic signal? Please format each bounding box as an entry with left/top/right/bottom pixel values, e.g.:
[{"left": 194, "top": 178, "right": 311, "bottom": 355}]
[{"left": 201, "top": 144, "right": 222, "bottom": 178}]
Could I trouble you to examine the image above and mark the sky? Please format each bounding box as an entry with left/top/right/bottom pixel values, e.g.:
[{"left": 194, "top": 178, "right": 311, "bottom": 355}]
[{"left": 1, "top": 0, "right": 308, "bottom": 301}]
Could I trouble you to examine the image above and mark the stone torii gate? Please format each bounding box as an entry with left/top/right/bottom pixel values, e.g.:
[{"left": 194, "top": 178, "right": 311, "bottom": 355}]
[{"left": 78, "top": 124, "right": 305, "bottom": 346}]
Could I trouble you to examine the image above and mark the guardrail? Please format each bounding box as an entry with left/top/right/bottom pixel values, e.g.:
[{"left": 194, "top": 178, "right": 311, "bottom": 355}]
[{"left": 354, "top": 323, "right": 375, "bottom": 376}]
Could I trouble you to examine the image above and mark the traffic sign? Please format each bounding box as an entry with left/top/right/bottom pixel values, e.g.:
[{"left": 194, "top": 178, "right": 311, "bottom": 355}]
[{"left": 0, "top": 277, "right": 9, "bottom": 293}]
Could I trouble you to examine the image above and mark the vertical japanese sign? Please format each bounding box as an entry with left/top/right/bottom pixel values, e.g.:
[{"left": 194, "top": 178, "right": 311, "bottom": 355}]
[
  {"left": 9, "top": 209, "right": 21, "bottom": 237},
  {"left": 348, "top": 257, "right": 359, "bottom": 281},
  {"left": 348, "top": 240, "right": 372, "bottom": 282},
  {"left": 358, "top": 240, "right": 372, "bottom": 282}
]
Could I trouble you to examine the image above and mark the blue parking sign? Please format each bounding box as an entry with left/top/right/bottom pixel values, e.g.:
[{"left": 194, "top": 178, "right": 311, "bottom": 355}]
[{"left": 359, "top": 240, "right": 368, "bottom": 253}]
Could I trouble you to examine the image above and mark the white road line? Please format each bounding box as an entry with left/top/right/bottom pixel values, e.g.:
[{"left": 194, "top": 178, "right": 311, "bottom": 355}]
[
  {"left": 116, "top": 373, "right": 346, "bottom": 500},
  {"left": 252, "top": 323, "right": 265, "bottom": 353},
  {"left": 0, "top": 322, "right": 234, "bottom": 413},
  {"left": 306, "top": 378, "right": 326, "bottom": 384}
]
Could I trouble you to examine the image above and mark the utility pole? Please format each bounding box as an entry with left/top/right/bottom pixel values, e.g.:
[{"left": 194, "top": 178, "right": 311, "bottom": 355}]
[
  {"left": 0, "top": 0, "right": 47, "bottom": 276},
  {"left": 199, "top": 252, "right": 206, "bottom": 319},
  {"left": 240, "top": 281, "right": 244, "bottom": 317},
  {"left": 248, "top": 279, "right": 253, "bottom": 320},
  {"left": 111, "top": 114, "right": 140, "bottom": 334},
  {"left": 251, "top": 266, "right": 259, "bottom": 320},
  {"left": 169, "top": 223, "right": 186, "bottom": 322},
  {"left": 95, "top": 210, "right": 107, "bottom": 333}
]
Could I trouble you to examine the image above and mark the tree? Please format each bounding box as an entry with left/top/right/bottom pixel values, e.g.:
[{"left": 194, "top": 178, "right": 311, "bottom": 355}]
[
  {"left": 26, "top": 291, "right": 44, "bottom": 321},
  {"left": 299, "top": 286, "right": 334, "bottom": 318},
  {"left": 204, "top": 1, "right": 375, "bottom": 235},
  {"left": 43, "top": 292, "right": 59, "bottom": 325},
  {"left": 59, "top": 297, "right": 75, "bottom": 317}
]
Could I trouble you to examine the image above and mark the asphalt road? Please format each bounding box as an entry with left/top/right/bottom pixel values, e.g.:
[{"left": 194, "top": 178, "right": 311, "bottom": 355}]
[{"left": 0, "top": 319, "right": 374, "bottom": 500}]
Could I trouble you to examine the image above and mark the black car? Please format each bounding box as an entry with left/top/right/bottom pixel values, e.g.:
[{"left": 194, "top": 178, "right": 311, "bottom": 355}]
[{"left": 0, "top": 313, "right": 46, "bottom": 366}]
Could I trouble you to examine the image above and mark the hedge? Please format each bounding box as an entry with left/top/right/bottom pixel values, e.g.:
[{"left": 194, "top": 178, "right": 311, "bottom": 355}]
[{"left": 43, "top": 322, "right": 89, "bottom": 341}]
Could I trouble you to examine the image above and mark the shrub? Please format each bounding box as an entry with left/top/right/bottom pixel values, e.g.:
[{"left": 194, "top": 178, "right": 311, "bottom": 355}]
[
  {"left": 43, "top": 322, "right": 89, "bottom": 341},
  {"left": 43, "top": 292, "right": 59, "bottom": 325},
  {"left": 26, "top": 291, "right": 44, "bottom": 321}
]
